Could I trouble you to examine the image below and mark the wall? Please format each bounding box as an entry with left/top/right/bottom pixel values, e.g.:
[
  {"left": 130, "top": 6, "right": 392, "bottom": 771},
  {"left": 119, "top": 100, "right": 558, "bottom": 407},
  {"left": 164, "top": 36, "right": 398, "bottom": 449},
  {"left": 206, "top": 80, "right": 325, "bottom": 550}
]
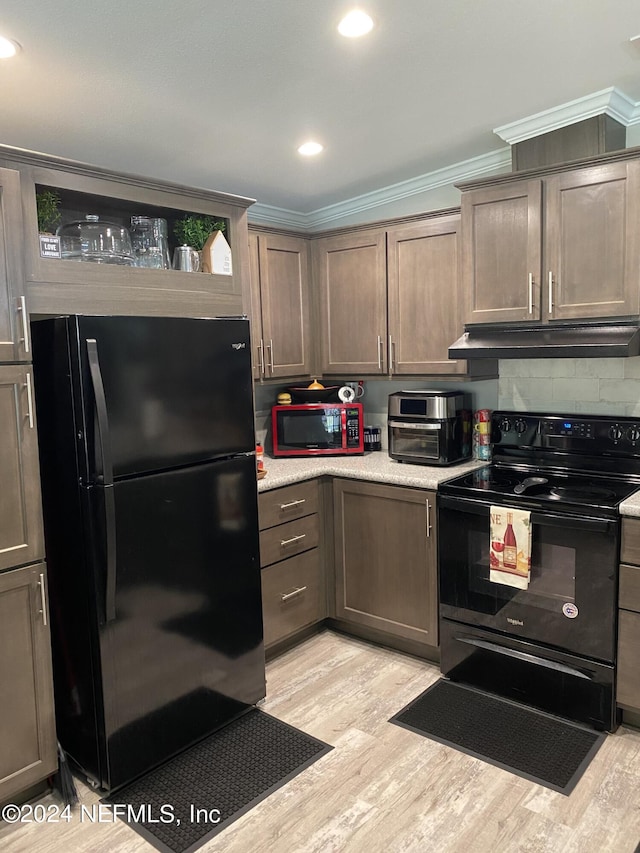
[
  {"left": 254, "top": 378, "right": 498, "bottom": 450},
  {"left": 256, "top": 356, "right": 640, "bottom": 451},
  {"left": 498, "top": 357, "right": 640, "bottom": 415}
]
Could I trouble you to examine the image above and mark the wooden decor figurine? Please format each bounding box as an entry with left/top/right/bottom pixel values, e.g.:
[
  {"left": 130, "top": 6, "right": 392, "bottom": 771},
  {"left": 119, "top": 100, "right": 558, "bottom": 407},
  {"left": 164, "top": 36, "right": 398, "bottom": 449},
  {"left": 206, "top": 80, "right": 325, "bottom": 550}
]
[{"left": 202, "top": 230, "right": 232, "bottom": 275}]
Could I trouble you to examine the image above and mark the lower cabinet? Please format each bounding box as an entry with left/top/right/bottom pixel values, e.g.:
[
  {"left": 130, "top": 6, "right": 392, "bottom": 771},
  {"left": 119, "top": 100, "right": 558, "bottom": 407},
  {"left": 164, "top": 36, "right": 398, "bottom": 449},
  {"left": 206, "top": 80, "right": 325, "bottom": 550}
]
[
  {"left": 617, "top": 519, "right": 640, "bottom": 711},
  {"left": 0, "top": 563, "right": 57, "bottom": 802},
  {"left": 258, "top": 481, "right": 326, "bottom": 650},
  {"left": 332, "top": 479, "right": 438, "bottom": 648}
]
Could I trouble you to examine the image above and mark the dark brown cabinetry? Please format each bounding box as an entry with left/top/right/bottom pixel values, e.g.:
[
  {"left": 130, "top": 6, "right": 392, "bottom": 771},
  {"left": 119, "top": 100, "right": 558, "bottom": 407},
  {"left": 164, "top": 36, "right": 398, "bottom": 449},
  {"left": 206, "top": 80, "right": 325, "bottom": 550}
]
[
  {"left": 618, "top": 518, "right": 640, "bottom": 711},
  {"left": 0, "top": 167, "right": 30, "bottom": 362},
  {"left": 0, "top": 366, "right": 44, "bottom": 572},
  {"left": 314, "top": 228, "right": 388, "bottom": 374},
  {"left": 460, "top": 157, "right": 640, "bottom": 325},
  {"left": 248, "top": 230, "right": 312, "bottom": 380},
  {"left": 387, "top": 215, "right": 468, "bottom": 375},
  {"left": 314, "top": 213, "right": 475, "bottom": 377},
  {"left": 0, "top": 563, "right": 56, "bottom": 802},
  {"left": 0, "top": 145, "right": 253, "bottom": 320},
  {"left": 332, "top": 479, "right": 437, "bottom": 648},
  {"left": 258, "top": 481, "right": 325, "bottom": 651}
]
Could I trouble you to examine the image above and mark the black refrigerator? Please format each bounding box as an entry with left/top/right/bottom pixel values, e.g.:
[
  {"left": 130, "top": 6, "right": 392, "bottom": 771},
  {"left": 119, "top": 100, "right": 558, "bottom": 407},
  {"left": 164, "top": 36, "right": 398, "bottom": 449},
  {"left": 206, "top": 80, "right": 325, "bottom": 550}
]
[{"left": 31, "top": 315, "right": 265, "bottom": 792}]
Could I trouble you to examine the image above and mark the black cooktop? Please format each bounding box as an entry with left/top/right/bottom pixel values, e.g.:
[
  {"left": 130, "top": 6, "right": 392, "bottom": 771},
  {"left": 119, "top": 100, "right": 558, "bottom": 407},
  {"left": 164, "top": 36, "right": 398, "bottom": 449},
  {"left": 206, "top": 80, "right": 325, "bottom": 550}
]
[
  {"left": 440, "top": 464, "right": 640, "bottom": 512},
  {"left": 439, "top": 410, "right": 640, "bottom": 516}
]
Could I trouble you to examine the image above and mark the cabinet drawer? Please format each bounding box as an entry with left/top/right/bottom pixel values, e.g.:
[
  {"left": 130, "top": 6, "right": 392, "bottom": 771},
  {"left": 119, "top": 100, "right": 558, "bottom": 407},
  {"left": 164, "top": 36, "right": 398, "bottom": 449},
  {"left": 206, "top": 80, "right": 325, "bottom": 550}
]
[
  {"left": 258, "top": 480, "right": 318, "bottom": 530},
  {"left": 621, "top": 518, "right": 640, "bottom": 565},
  {"left": 261, "top": 549, "right": 324, "bottom": 647},
  {"left": 260, "top": 514, "right": 319, "bottom": 568},
  {"left": 620, "top": 564, "right": 640, "bottom": 613},
  {"left": 617, "top": 609, "right": 640, "bottom": 709}
]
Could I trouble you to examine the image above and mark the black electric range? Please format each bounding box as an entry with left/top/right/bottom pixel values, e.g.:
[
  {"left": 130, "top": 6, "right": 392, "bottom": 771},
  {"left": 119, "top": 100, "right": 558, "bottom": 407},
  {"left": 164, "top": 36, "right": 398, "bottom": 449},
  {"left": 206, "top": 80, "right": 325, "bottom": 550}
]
[{"left": 437, "top": 410, "right": 640, "bottom": 731}]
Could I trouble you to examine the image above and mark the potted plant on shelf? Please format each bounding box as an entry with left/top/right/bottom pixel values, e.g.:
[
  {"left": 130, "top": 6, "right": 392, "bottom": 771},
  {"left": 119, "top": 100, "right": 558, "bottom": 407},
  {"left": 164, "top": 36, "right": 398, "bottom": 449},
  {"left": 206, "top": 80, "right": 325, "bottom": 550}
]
[
  {"left": 173, "top": 215, "right": 231, "bottom": 275},
  {"left": 36, "top": 188, "right": 62, "bottom": 235}
]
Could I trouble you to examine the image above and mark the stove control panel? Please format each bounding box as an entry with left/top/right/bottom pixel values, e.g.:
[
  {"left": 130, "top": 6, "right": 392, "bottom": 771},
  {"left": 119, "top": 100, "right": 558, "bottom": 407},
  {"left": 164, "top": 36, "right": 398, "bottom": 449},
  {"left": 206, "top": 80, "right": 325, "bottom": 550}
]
[
  {"left": 493, "top": 411, "right": 640, "bottom": 453},
  {"left": 542, "top": 419, "right": 594, "bottom": 438}
]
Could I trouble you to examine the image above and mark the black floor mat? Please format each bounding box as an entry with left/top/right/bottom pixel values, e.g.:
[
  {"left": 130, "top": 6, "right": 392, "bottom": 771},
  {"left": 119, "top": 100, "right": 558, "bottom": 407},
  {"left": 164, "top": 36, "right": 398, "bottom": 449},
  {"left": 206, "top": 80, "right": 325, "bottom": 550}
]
[
  {"left": 103, "top": 708, "right": 332, "bottom": 853},
  {"left": 389, "top": 679, "right": 606, "bottom": 794}
]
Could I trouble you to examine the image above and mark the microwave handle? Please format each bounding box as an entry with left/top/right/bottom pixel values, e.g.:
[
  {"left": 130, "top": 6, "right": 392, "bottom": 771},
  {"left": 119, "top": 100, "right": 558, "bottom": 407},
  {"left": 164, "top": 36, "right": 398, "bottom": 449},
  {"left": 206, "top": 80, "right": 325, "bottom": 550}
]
[
  {"left": 437, "top": 494, "right": 615, "bottom": 534},
  {"left": 388, "top": 421, "right": 441, "bottom": 430}
]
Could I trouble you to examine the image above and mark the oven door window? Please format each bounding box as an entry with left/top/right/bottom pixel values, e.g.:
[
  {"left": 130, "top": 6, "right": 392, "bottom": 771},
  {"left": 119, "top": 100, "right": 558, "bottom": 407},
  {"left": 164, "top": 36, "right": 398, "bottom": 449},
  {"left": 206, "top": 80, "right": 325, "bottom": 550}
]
[
  {"left": 438, "top": 497, "right": 618, "bottom": 661},
  {"left": 389, "top": 422, "right": 440, "bottom": 460},
  {"left": 276, "top": 409, "right": 342, "bottom": 450}
]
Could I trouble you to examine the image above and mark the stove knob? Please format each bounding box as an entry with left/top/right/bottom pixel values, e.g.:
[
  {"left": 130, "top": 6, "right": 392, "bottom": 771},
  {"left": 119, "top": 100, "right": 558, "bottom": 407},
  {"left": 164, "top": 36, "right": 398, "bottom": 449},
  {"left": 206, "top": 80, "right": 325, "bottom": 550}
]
[
  {"left": 609, "top": 425, "right": 623, "bottom": 442},
  {"left": 628, "top": 426, "right": 640, "bottom": 443},
  {"left": 499, "top": 417, "right": 512, "bottom": 433},
  {"left": 515, "top": 419, "right": 527, "bottom": 435}
]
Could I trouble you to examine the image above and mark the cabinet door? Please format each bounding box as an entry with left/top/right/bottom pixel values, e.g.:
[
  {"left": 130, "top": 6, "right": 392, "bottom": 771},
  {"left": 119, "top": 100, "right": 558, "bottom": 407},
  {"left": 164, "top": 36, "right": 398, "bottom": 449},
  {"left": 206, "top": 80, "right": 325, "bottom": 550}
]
[
  {"left": 247, "top": 232, "right": 265, "bottom": 379},
  {"left": 333, "top": 479, "right": 437, "bottom": 646},
  {"left": 545, "top": 161, "right": 640, "bottom": 320},
  {"left": 461, "top": 179, "right": 542, "bottom": 324},
  {"left": 0, "top": 562, "right": 57, "bottom": 802},
  {"left": 387, "top": 215, "right": 467, "bottom": 374},
  {"left": 315, "top": 229, "right": 387, "bottom": 374},
  {"left": 257, "top": 232, "right": 311, "bottom": 379},
  {"left": 0, "top": 167, "right": 30, "bottom": 361},
  {"left": 0, "top": 365, "right": 44, "bottom": 571},
  {"left": 617, "top": 609, "right": 640, "bottom": 709}
]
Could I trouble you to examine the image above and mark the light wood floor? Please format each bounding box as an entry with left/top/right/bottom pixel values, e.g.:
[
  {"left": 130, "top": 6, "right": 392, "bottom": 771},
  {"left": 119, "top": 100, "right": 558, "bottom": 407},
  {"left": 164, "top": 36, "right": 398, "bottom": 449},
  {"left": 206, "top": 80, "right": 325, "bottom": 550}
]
[{"left": 2, "top": 629, "right": 640, "bottom": 853}]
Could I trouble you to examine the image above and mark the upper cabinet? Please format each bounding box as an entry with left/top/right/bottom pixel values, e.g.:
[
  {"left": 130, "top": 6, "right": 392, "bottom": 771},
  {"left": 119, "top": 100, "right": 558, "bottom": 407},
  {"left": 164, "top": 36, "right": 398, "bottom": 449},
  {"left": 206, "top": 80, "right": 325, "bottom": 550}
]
[
  {"left": 248, "top": 230, "right": 312, "bottom": 380},
  {"left": 0, "top": 168, "right": 30, "bottom": 361},
  {"left": 0, "top": 145, "right": 254, "bottom": 320},
  {"left": 387, "top": 215, "right": 467, "bottom": 375},
  {"left": 314, "top": 228, "right": 388, "bottom": 374},
  {"left": 460, "top": 157, "right": 640, "bottom": 325},
  {"left": 314, "top": 213, "right": 480, "bottom": 377}
]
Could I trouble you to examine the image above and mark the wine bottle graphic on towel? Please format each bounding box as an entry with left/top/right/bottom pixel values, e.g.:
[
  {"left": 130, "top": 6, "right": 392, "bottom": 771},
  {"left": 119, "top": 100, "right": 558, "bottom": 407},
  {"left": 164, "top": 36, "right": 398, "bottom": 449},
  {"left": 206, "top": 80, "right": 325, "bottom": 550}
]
[{"left": 503, "top": 512, "right": 517, "bottom": 569}]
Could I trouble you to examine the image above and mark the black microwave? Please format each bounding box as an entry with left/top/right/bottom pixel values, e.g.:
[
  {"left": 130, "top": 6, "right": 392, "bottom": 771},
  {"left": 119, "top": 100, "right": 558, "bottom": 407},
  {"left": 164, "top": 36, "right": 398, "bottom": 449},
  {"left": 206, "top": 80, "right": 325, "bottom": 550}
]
[{"left": 271, "top": 403, "right": 364, "bottom": 456}]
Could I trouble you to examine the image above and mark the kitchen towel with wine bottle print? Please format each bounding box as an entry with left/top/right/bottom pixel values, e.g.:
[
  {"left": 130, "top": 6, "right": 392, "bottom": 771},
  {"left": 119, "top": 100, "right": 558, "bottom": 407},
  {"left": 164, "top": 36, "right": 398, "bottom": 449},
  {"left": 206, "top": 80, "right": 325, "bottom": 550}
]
[{"left": 489, "top": 506, "right": 532, "bottom": 589}]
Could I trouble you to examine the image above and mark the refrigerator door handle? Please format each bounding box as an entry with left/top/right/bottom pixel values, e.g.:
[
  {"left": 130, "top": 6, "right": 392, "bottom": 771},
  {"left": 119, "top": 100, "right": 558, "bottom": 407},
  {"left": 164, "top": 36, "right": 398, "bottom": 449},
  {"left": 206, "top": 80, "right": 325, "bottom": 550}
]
[
  {"left": 87, "top": 338, "right": 117, "bottom": 622},
  {"left": 86, "top": 339, "right": 114, "bottom": 486},
  {"left": 103, "top": 485, "right": 117, "bottom": 623}
]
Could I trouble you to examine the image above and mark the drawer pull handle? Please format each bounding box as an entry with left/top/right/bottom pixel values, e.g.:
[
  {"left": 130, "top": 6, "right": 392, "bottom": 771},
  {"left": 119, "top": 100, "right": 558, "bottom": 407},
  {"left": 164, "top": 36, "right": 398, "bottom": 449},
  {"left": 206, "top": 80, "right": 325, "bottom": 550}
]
[
  {"left": 280, "top": 499, "right": 306, "bottom": 510},
  {"left": 280, "top": 534, "right": 306, "bottom": 547},
  {"left": 281, "top": 586, "right": 307, "bottom": 602}
]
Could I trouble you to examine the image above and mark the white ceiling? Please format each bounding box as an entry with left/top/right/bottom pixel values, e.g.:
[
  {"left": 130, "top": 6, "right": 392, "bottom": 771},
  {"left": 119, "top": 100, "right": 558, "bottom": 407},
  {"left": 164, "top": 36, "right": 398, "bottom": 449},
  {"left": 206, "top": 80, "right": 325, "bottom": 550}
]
[{"left": 2, "top": 0, "right": 640, "bottom": 217}]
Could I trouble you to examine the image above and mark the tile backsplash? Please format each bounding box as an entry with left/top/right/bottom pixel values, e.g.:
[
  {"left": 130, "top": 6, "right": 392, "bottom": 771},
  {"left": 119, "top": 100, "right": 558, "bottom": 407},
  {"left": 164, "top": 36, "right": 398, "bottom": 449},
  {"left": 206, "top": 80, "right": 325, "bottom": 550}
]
[
  {"left": 254, "top": 358, "right": 640, "bottom": 450},
  {"left": 498, "top": 357, "right": 640, "bottom": 415}
]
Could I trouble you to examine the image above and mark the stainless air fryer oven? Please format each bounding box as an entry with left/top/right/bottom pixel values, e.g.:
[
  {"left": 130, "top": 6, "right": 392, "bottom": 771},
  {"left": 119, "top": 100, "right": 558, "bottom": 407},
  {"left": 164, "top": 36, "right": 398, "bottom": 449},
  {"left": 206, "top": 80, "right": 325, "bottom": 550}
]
[{"left": 387, "top": 390, "right": 470, "bottom": 466}]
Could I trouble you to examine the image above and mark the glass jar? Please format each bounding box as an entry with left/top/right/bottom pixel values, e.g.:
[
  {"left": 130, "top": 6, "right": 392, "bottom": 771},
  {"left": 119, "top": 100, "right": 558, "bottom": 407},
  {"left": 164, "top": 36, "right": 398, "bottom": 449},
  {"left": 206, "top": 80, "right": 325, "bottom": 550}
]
[
  {"left": 130, "top": 216, "right": 171, "bottom": 269},
  {"left": 56, "top": 215, "right": 135, "bottom": 265}
]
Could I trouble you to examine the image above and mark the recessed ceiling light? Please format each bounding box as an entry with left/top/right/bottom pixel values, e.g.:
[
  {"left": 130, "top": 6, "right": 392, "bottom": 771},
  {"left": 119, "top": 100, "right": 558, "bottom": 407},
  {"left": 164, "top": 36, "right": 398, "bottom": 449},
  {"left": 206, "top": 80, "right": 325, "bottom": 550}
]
[
  {"left": 0, "top": 36, "right": 20, "bottom": 59},
  {"left": 338, "top": 10, "right": 374, "bottom": 38},
  {"left": 297, "top": 141, "right": 324, "bottom": 157}
]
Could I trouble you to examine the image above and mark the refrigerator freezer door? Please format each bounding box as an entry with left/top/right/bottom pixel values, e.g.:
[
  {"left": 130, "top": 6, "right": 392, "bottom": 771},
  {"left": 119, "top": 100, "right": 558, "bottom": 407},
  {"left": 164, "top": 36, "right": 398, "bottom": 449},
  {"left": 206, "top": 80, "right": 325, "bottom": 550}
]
[
  {"left": 89, "top": 453, "right": 264, "bottom": 790},
  {"left": 74, "top": 316, "right": 255, "bottom": 480}
]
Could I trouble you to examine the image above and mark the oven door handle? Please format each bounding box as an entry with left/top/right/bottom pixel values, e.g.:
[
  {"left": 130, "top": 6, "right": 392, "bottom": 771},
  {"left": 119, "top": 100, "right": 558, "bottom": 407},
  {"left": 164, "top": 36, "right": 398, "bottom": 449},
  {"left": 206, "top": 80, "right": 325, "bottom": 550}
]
[
  {"left": 437, "top": 495, "right": 616, "bottom": 534},
  {"left": 388, "top": 421, "right": 441, "bottom": 430}
]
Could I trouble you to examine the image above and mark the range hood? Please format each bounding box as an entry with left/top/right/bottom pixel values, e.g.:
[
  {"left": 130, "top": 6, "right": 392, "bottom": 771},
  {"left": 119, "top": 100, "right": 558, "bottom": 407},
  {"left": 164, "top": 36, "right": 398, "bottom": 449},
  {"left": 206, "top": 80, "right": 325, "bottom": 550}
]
[{"left": 448, "top": 322, "right": 640, "bottom": 360}]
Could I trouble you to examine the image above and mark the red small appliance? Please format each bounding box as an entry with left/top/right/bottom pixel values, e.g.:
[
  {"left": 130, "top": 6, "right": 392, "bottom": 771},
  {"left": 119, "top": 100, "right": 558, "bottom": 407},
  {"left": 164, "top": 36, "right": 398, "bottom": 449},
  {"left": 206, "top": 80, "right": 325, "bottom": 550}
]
[{"left": 271, "top": 403, "right": 364, "bottom": 456}]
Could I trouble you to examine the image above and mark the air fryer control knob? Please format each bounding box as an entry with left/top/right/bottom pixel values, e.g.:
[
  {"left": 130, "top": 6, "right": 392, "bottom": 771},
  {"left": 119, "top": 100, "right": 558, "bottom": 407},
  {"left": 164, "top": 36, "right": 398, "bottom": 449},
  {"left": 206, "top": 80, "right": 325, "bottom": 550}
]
[
  {"left": 609, "top": 425, "right": 623, "bottom": 442},
  {"left": 515, "top": 418, "right": 527, "bottom": 435},
  {"left": 499, "top": 417, "right": 512, "bottom": 433},
  {"left": 628, "top": 426, "right": 640, "bottom": 443}
]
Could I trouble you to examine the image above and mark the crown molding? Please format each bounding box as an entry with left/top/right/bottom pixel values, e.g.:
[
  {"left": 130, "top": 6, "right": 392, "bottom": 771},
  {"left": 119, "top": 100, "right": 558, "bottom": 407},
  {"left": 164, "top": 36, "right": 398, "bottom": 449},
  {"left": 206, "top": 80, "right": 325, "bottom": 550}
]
[
  {"left": 494, "top": 86, "right": 640, "bottom": 145},
  {"left": 249, "top": 146, "right": 511, "bottom": 232}
]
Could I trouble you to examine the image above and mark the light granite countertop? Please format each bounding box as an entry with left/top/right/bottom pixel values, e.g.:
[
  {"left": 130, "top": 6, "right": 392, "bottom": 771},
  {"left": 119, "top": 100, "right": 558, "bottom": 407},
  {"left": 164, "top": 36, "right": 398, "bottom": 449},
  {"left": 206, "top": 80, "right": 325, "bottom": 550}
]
[
  {"left": 257, "top": 452, "right": 484, "bottom": 493},
  {"left": 258, "top": 452, "right": 640, "bottom": 517}
]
